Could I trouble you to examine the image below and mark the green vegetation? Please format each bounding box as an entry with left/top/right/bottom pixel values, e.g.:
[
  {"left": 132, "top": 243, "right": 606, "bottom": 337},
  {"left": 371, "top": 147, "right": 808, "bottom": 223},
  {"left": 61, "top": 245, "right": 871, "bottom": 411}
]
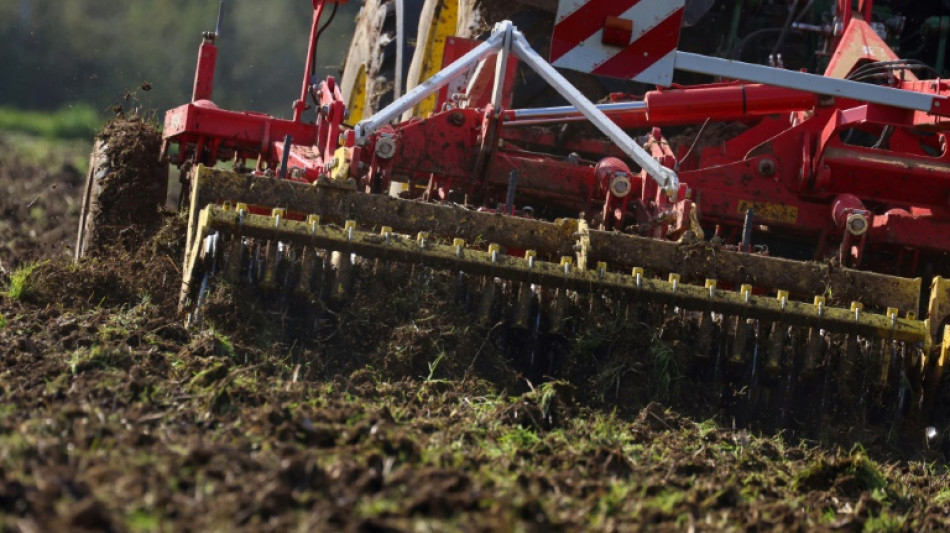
[
  {"left": 0, "top": 1, "right": 359, "bottom": 119},
  {"left": 0, "top": 104, "right": 100, "bottom": 139},
  {"left": 4, "top": 261, "right": 47, "bottom": 300}
]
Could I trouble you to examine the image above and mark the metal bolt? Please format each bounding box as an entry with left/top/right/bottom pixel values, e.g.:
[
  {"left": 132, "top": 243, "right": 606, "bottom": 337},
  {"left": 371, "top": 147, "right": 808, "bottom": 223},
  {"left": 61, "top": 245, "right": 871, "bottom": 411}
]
[
  {"left": 846, "top": 213, "right": 868, "bottom": 236},
  {"left": 375, "top": 135, "right": 397, "bottom": 159}
]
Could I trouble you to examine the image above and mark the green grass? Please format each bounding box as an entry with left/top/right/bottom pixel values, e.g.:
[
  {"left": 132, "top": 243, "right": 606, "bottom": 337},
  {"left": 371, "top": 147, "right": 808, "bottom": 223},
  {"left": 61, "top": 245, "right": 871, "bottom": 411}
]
[
  {"left": 0, "top": 131, "right": 92, "bottom": 174},
  {"left": 0, "top": 104, "right": 102, "bottom": 140},
  {"left": 4, "top": 261, "right": 47, "bottom": 301}
]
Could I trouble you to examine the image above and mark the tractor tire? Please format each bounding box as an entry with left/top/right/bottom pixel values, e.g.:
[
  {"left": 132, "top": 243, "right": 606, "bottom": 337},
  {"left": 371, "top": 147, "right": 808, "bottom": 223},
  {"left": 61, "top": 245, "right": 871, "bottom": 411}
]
[
  {"left": 75, "top": 120, "right": 168, "bottom": 260},
  {"left": 340, "top": 0, "right": 425, "bottom": 123}
]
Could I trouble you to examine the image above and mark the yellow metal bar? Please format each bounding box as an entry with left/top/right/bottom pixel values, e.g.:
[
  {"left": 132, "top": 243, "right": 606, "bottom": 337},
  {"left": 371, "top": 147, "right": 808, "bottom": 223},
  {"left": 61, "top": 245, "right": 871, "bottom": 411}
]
[
  {"left": 183, "top": 205, "right": 931, "bottom": 345},
  {"left": 186, "top": 166, "right": 923, "bottom": 315}
]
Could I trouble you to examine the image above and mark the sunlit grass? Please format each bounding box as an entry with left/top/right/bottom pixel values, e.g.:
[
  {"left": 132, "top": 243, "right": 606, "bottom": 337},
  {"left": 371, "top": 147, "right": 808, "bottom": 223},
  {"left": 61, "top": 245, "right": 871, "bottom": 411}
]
[
  {"left": 0, "top": 131, "right": 92, "bottom": 175},
  {"left": 0, "top": 104, "right": 101, "bottom": 139}
]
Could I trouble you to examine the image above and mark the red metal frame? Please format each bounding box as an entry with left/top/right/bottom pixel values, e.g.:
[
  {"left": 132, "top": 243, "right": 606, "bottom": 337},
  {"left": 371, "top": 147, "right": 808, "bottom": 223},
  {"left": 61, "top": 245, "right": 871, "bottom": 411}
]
[{"left": 163, "top": 0, "right": 950, "bottom": 278}]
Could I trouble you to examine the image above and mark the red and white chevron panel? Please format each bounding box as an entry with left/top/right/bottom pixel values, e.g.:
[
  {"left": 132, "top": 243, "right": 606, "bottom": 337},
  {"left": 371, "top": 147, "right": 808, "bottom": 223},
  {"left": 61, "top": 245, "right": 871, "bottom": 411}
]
[{"left": 550, "top": 0, "right": 685, "bottom": 86}]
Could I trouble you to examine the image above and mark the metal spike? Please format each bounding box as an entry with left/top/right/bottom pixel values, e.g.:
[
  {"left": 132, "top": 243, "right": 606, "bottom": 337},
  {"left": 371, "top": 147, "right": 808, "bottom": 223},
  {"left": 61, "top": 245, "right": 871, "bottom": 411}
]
[
  {"left": 765, "top": 321, "right": 784, "bottom": 382},
  {"left": 729, "top": 316, "right": 750, "bottom": 367},
  {"left": 259, "top": 240, "right": 279, "bottom": 291},
  {"left": 489, "top": 243, "right": 502, "bottom": 263},
  {"left": 512, "top": 282, "right": 536, "bottom": 329},
  {"left": 525, "top": 250, "right": 537, "bottom": 269},
  {"left": 477, "top": 276, "right": 499, "bottom": 324},
  {"left": 224, "top": 236, "right": 245, "bottom": 282}
]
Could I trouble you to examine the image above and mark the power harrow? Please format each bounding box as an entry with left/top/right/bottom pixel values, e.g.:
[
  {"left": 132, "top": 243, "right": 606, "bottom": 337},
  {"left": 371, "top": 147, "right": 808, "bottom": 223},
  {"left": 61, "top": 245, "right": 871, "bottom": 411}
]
[{"left": 80, "top": 0, "right": 950, "bottom": 436}]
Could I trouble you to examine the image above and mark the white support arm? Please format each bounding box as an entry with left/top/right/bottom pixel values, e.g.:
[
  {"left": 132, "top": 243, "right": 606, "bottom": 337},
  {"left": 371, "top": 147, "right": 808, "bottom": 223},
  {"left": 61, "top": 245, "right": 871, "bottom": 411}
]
[
  {"left": 355, "top": 28, "right": 507, "bottom": 140},
  {"left": 674, "top": 51, "right": 943, "bottom": 114},
  {"left": 511, "top": 31, "right": 680, "bottom": 198}
]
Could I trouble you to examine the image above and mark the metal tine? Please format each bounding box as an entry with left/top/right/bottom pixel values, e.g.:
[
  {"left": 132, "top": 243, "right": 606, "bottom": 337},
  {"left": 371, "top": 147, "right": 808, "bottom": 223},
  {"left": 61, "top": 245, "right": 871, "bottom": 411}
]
[
  {"left": 728, "top": 285, "right": 754, "bottom": 369},
  {"left": 293, "top": 215, "right": 323, "bottom": 297},
  {"left": 694, "top": 279, "right": 717, "bottom": 362},
  {"left": 763, "top": 290, "right": 790, "bottom": 386},
  {"left": 277, "top": 243, "right": 296, "bottom": 297},
  {"left": 624, "top": 267, "right": 646, "bottom": 329},
  {"left": 583, "top": 261, "right": 611, "bottom": 328},
  {"left": 874, "top": 308, "right": 901, "bottom": 411},
  {"left": 259, "top": 239, "right": 280, "bottom": 292},
  {"left": 803, "top": 328, "right": 827, "bottom": 378},
  {"left": 294, "top": 245, "right": 317, "bottom": 297},
  {"left": 764, "top": 321, "right": 785, "bottom": 383},
  {"left": 373, "top": 226, "right": 395, "bottom": 277},
  {"left": 547, "top": 288, "right": 569, "bottom": 334},
  {"left": 330, "top": 249, "right": 353, "bottom": 302},
  {"left": 224, "top": 235, "right": 246, "bottom": 283},
  {"left": 450, "top": 238, "right": 472, "bottom": 307},
  {"left": 888, "top": 342, "right": 911, "bottom": 433},
  {"left": 801, "top": 297, "right": 828, "bottom": 379},
  {"left": 752, "top": 320, "right": 780, "bottom": 428},
  {"left": 327, "top": 220, "right": 358, "bottom": 302},
  {"left": 901, "top": 343, "right": 925, "bottom": 429},
  {"left": 511, "top": 251, "right": 539, "bottom": 329},
  {"left": 477, "top": 276, "right": 500, "bottom": 325},
  {"left": 546, "top": 256, "right": 575, "bottom": 334},
  {"left": 512, "top": 283, "right": 536, "bottom": 330},
  {"left": 477, "top": 243, "right": 503, "bottom": 325},
  {"left": 219, "top": 201, "right": 247, "bottom": 283},
  {"left": 258, "top": 208, "right": 286, "bottom": 292},
  {"left": 840, "top": 302, "right": 863, "bottom": 398},
  {"left": 870, "top": 341, "right": 894, "bottom": 417}
]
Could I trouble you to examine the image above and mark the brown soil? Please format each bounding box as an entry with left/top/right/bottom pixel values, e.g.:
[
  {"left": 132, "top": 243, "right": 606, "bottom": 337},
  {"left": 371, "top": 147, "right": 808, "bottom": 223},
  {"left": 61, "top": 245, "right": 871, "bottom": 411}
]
[
  {"left": 0, "top": 138, "right": 83, "bottom": 270},
  {"left": 0, "top": 126, "right": 948, "bottom": 531}
]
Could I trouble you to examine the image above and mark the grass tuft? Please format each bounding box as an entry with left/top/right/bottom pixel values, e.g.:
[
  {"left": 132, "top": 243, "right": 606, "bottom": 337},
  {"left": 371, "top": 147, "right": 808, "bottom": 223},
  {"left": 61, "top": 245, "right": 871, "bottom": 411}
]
[{"left": 4, "top": 261, "right": 47, "bottom": 301}]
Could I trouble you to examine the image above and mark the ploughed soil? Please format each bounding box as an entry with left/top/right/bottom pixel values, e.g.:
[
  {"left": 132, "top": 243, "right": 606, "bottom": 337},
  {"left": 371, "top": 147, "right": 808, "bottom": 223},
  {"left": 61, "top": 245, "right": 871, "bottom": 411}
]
[{"left": 1, "top": 123, "right": 950, "bottom": 532}]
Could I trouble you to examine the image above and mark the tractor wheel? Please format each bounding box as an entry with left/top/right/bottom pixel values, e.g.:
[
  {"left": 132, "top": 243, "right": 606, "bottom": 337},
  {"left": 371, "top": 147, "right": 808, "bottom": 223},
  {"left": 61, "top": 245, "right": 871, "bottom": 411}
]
[
  {"left": 75, "top": 120, "right": 168, "bottom": 259},
  {"left": 340, "top": 0, "right": 425, "bottom": 123}
]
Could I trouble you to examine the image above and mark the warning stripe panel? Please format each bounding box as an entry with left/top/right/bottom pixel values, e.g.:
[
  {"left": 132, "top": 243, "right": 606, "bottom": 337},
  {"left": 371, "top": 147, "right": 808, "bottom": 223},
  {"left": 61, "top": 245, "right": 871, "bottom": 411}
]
[
  {"left": 550, "top": 0, "right": 641, "bottom": 63},
  {"left": 551, "top": 0, "right": 685, "bottom": 85},
  {"left": 591, "top": 11, "right": 684, "bottom": 80}
]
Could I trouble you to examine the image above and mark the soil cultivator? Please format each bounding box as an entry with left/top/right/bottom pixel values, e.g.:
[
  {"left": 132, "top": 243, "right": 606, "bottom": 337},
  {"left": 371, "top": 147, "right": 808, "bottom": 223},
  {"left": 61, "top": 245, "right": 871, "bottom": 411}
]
[{"left": 78, "top": 0, "right": 950, "bottom": 436}]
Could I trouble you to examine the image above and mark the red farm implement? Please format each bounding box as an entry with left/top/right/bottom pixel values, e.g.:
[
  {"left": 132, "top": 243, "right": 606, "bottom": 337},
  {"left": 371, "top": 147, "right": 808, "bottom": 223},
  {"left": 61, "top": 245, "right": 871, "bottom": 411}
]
[{"left": 78, "top": 0, "right": 950, "bottom": 436}]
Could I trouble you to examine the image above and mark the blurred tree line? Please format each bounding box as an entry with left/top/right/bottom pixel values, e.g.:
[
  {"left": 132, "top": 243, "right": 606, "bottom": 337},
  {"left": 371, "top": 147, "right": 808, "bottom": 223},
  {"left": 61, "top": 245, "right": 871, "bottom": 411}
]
[{"left": 0, "top": 0, "right": 360, "bottom": 120}]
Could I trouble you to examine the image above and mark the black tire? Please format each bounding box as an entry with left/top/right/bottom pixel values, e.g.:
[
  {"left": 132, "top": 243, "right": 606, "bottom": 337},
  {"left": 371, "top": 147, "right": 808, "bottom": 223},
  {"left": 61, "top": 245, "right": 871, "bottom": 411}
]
[
  {"left": 75, "top": 120, "right": 168, "bottom": 259},
  {"left": 340, "top": 0, "right": 425, "bottom": 121}
]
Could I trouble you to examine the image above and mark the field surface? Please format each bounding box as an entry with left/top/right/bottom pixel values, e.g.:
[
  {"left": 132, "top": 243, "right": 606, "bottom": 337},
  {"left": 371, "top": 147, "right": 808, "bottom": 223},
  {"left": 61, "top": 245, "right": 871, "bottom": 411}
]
[{"left": 0, "top": 126, "right": 949, "bottom": 532}]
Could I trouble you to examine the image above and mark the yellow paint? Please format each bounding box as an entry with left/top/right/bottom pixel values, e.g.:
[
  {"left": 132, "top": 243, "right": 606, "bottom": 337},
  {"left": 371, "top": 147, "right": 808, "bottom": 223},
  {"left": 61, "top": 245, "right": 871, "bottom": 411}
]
[
  {"left": 330, "top": 146, "right": 351, "bottom": 182},
  {"left": 412, "top": 0, "right": 458, "bottom": 118},
  {"left": 346, "top": 63, "right": 368, "bottom": 124},
  {"left": 736, "top": 200, "right": 799, "bottom": 224}
]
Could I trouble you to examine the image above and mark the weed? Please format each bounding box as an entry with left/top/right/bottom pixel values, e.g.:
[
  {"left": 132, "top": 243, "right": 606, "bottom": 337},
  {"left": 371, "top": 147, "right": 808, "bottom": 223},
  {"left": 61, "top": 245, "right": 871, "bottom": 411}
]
[
  {"left": 649, "top": 338, "right": 678, "bottom": 402},
  {"left": 214, "top": 331, "right": 236, "bottom": 358},
  {"left": 426, "top": 351, "right": 446, "bottom": 382},
  {"left": 356, "top": 496, "right": 402, "bottom": 518},
  {"left": 4, "top": 260, "right": 47, "bottom": 300},
  {"left": 69, "top": 346, "right": 126, "bottom": 375},
  {"left": 644, "top": 489, "right": 687, "bottom": 515},
  {"left": 125, "top": 510, "right": 164, "bottom": 533},
  {"left": 497, "top": 427, "right": 540, "bottom": 455},
  {"left": 863, "top": 511, "right": 906, "bottom": 532}
]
